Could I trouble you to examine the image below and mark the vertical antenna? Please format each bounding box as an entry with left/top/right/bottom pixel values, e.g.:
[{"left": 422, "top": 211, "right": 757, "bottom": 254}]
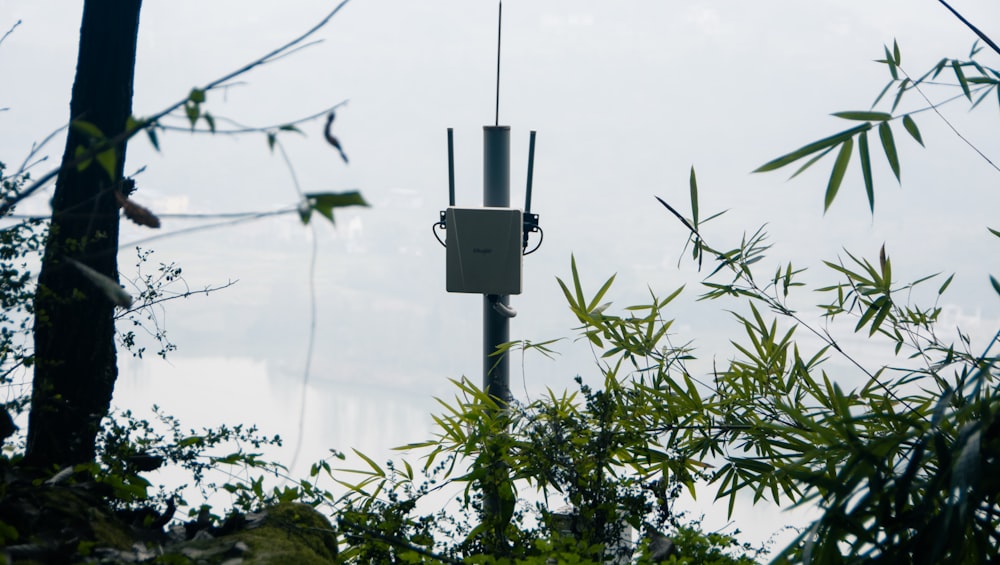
[
  {"left": 495, "top": 1, "right": 502, "bottom": 126},
  {"left": 525, "top": 130, "right": 536, "bottom": 213},
  {"left": 447, "top": 128, "right": 456, "bottom": 206}
]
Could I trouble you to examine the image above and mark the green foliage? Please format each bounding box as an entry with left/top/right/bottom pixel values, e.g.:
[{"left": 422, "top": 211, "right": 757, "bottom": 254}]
[
  {"left": 97, "top": 407, "right": 287, "bottom": 513},
  {"left": 754, "top": 40, "right": 999, "bottom": 212},
  {"left": 330, "top": 368, "right": 766, "bottom": 563},
  {"left": 0, "top": 162, "right": 44, "bottom": 423},
  {"left": 298, "top": 191, "right": 370, "bottom": 225},
  {"left": 70, "top": 119, "right": 118, "bottom": 180}
]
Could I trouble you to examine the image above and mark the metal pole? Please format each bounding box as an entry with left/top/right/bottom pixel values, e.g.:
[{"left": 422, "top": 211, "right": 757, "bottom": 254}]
[{"left": 483, "top": 125, "right": 511, "bottom": 403}]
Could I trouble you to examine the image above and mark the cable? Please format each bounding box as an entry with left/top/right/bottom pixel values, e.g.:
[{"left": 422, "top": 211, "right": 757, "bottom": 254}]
[
  {"left": 432, "top": 221, "right": 447, "bottom": 247},
  {"left": 523, "top": 226, "right": 544, "bottom": 255}
]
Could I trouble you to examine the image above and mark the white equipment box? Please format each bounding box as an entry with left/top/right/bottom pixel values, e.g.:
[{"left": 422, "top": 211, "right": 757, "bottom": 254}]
[{"left": 446, "top": 207, "right": 523, "bottom": 295}]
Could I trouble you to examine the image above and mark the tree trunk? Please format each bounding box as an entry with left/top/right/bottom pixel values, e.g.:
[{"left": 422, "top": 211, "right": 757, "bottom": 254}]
[{"left": 24, "top": 0, "right": 142, "bottom": 469}]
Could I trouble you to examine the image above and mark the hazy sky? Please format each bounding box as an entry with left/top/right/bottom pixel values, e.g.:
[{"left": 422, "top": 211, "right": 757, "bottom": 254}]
[{"left": 3, "top": 0, "right": 999, "bottom": 548}]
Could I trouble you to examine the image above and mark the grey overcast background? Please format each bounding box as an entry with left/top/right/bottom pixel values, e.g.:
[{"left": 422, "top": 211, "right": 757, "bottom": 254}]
[{"left": 3, "top": 0, "right": 1000, "bottom": 547}]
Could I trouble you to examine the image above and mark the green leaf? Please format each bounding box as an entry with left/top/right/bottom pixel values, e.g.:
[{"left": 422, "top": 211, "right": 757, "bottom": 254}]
[
  {"left": 352, "top": 448, "right": 385, "bottom": 477},
  {"left": 266, "top": 132, "right": 276, "bottom": 152},
  {"left": 570, "top": 254, "right": 585, "bottom": 309},
  {"left": 188, "top": 88, "right": 206, "bottom": 103},
  {"left": 689, "top": 166, "right": 699, "bottom": 228},
  {"left": 184, "top": 102, "right": 199, "bottom": 129},
  {"left": 176, "top": 435, "right": 205, "bottom": 448},
  {"left": 303, "top": 191, "right": 370, "bottom": 224},
  {"left": 96, "top": 149, "right": 117, "bottom": 181},
  {"left": 831, "top": 111, "right": 892, "bottom": 121},
  {"left": 871, "top": 80, "right": 894, "bottom": 108},
  {"left": 991, "top": 275, "right": 1000, "bottom": 297},
  {"left": 858, "top": 130, "right": 874, "bottom": 213},
  {"left": 893, "top": 39, "right": 901, "bottom": 66},
  {"left": 145, "top": 126, "right": 160, "bottom": 152},
  {"left": 970, "top": 40, "right": 983, "bottom": 58},
  {"left": 125, "top": 116, "right": 142, "bottom": 134},
  {"left": 279, "top": 124, "right": 303, "bottom": 134},
  {"left": 878, "top": 122, "right": 900, "bottom": 182},
  {"left": 891, "top": 78, "right": 910, "bottom": 112},
  {"left": 70, "top": 120, "right": 106, "bottom": 140},
  {"left": 74, "top": 145, "right": 93, "bottom": 172},
  {"left": 586, "top": 274, "right": 617, "bottom": 313},
  {"left": 938, "top": 273, "right": 955, "bottom": 295},
  {"left": 789, "top": 146, "right": 836, "bottom": 179},
  {"left": 203, "top": 112, "right": 216, "bottom": 133},
  {"left": 989, "top": 227, "right": 1000, "bottom": 239},
  {"left": 952, "top": 60, "right": 971, "bottom": 100},
  {"left": 754, "top": 124, "right": 870, "bottom": 173},
  {"left": 971, "top": 84, "right": 995, "bottom": 109},
  {"left": 883, "top": 45, "right": 898, "bottom": 80},
  {"left": 824, "top": 138, "right": 853, "bottom": 212},
  {"left": 901, "top": 114, "right": 924, "bottom": 147}
]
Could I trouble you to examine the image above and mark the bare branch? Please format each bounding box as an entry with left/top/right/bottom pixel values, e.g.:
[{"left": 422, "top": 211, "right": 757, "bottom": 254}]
[
  {"left": 0, "top": 19, "right": 21, "bottom": 48},
  {"left": 157, "top": 99, "right": 348, "bottom": 135},
  {"left": 1, "top": 0, "right": 353, "bottom": 216}
]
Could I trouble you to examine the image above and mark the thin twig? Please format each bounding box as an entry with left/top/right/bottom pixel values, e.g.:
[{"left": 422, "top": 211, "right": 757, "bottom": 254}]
[
  {"left": 114, "top": 280, "right": 238, "bottom": 319},
  {"left": 157, "top": 100, "right": 348, "bottom": 136},
  {"left": 900, "top": 68, "right": 1000, "bottom": 174},
  {"left": 15, "top": 123, "right": 68, "bottom": 179},
  {"left": 2, "top": 0, "right": 353, "bottom": 216},
  {"left": 117, "top": 208, "right": 295, "bottom": 249},
  {"left": 0, "top": 19, "right": 20, "bottom": 48}
]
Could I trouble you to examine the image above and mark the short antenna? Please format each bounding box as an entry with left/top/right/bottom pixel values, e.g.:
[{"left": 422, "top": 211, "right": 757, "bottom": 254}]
[{"left": 494, "top": 1, "right": 502, "bottom": 126}]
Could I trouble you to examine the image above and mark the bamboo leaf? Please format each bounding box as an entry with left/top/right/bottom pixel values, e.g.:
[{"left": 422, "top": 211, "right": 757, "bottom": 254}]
[
  {"left": 789, "top": 146, "right": 836, "bottom": 179},
  {"left": 824, "top": 138, "right": 853, "bottom": 212},
  {"left": 689, "top": 166, "right": 699, "bottom": 228},
  {"left": 870, "top": 298, "right": 893, "bottom": 336},
  {"left": 571, "top": 255, "right": 585, "bottom": 308},
  {"left": 901, "top": 114, "right": 924, "bottom": 147},
  {"left": 938, "top": 273, "right": 955, "bottom": 295},
  {"left": 145, "top": 127, "right": 160, "bottom": 152},
  {"left": 352, "top": 449, "right": 385, "bottom": 477},
  {"left": 754, "top": 124, "right": 870, "bottom": 173},
  {"left": 871, "top": 80, "right": 894, "bottom": 108},
  {"left": 891, "top": 78, "right": 910, "bottom": 112},
  {"left": 989, "top": 227, "right": 1000, "bottom": 238},
  {"left": 878, "top": 122, "right": 900, "bottom": 182},
  {"left": 832, "top": 111, "right": 892, "bottom": 121},
  {"left": 883, "top": 45, "right": 898, "bottom": 80},
  {"left": 586, "top": 274, "right": 617, "bottom": 313},
  {"left": 858, "top": 130, "right": 874, "bottom": 212},
  {"left": 952, "top": 60, "right": 971, "bottom": 100},
  {"left": 991, "top": 275, "right": 1000, "bottom": 297}
]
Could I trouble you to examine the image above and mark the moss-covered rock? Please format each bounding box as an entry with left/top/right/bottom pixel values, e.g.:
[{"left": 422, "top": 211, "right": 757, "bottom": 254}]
[{"left": 205, "top": 503, "right": 338, "bottom": 564}]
